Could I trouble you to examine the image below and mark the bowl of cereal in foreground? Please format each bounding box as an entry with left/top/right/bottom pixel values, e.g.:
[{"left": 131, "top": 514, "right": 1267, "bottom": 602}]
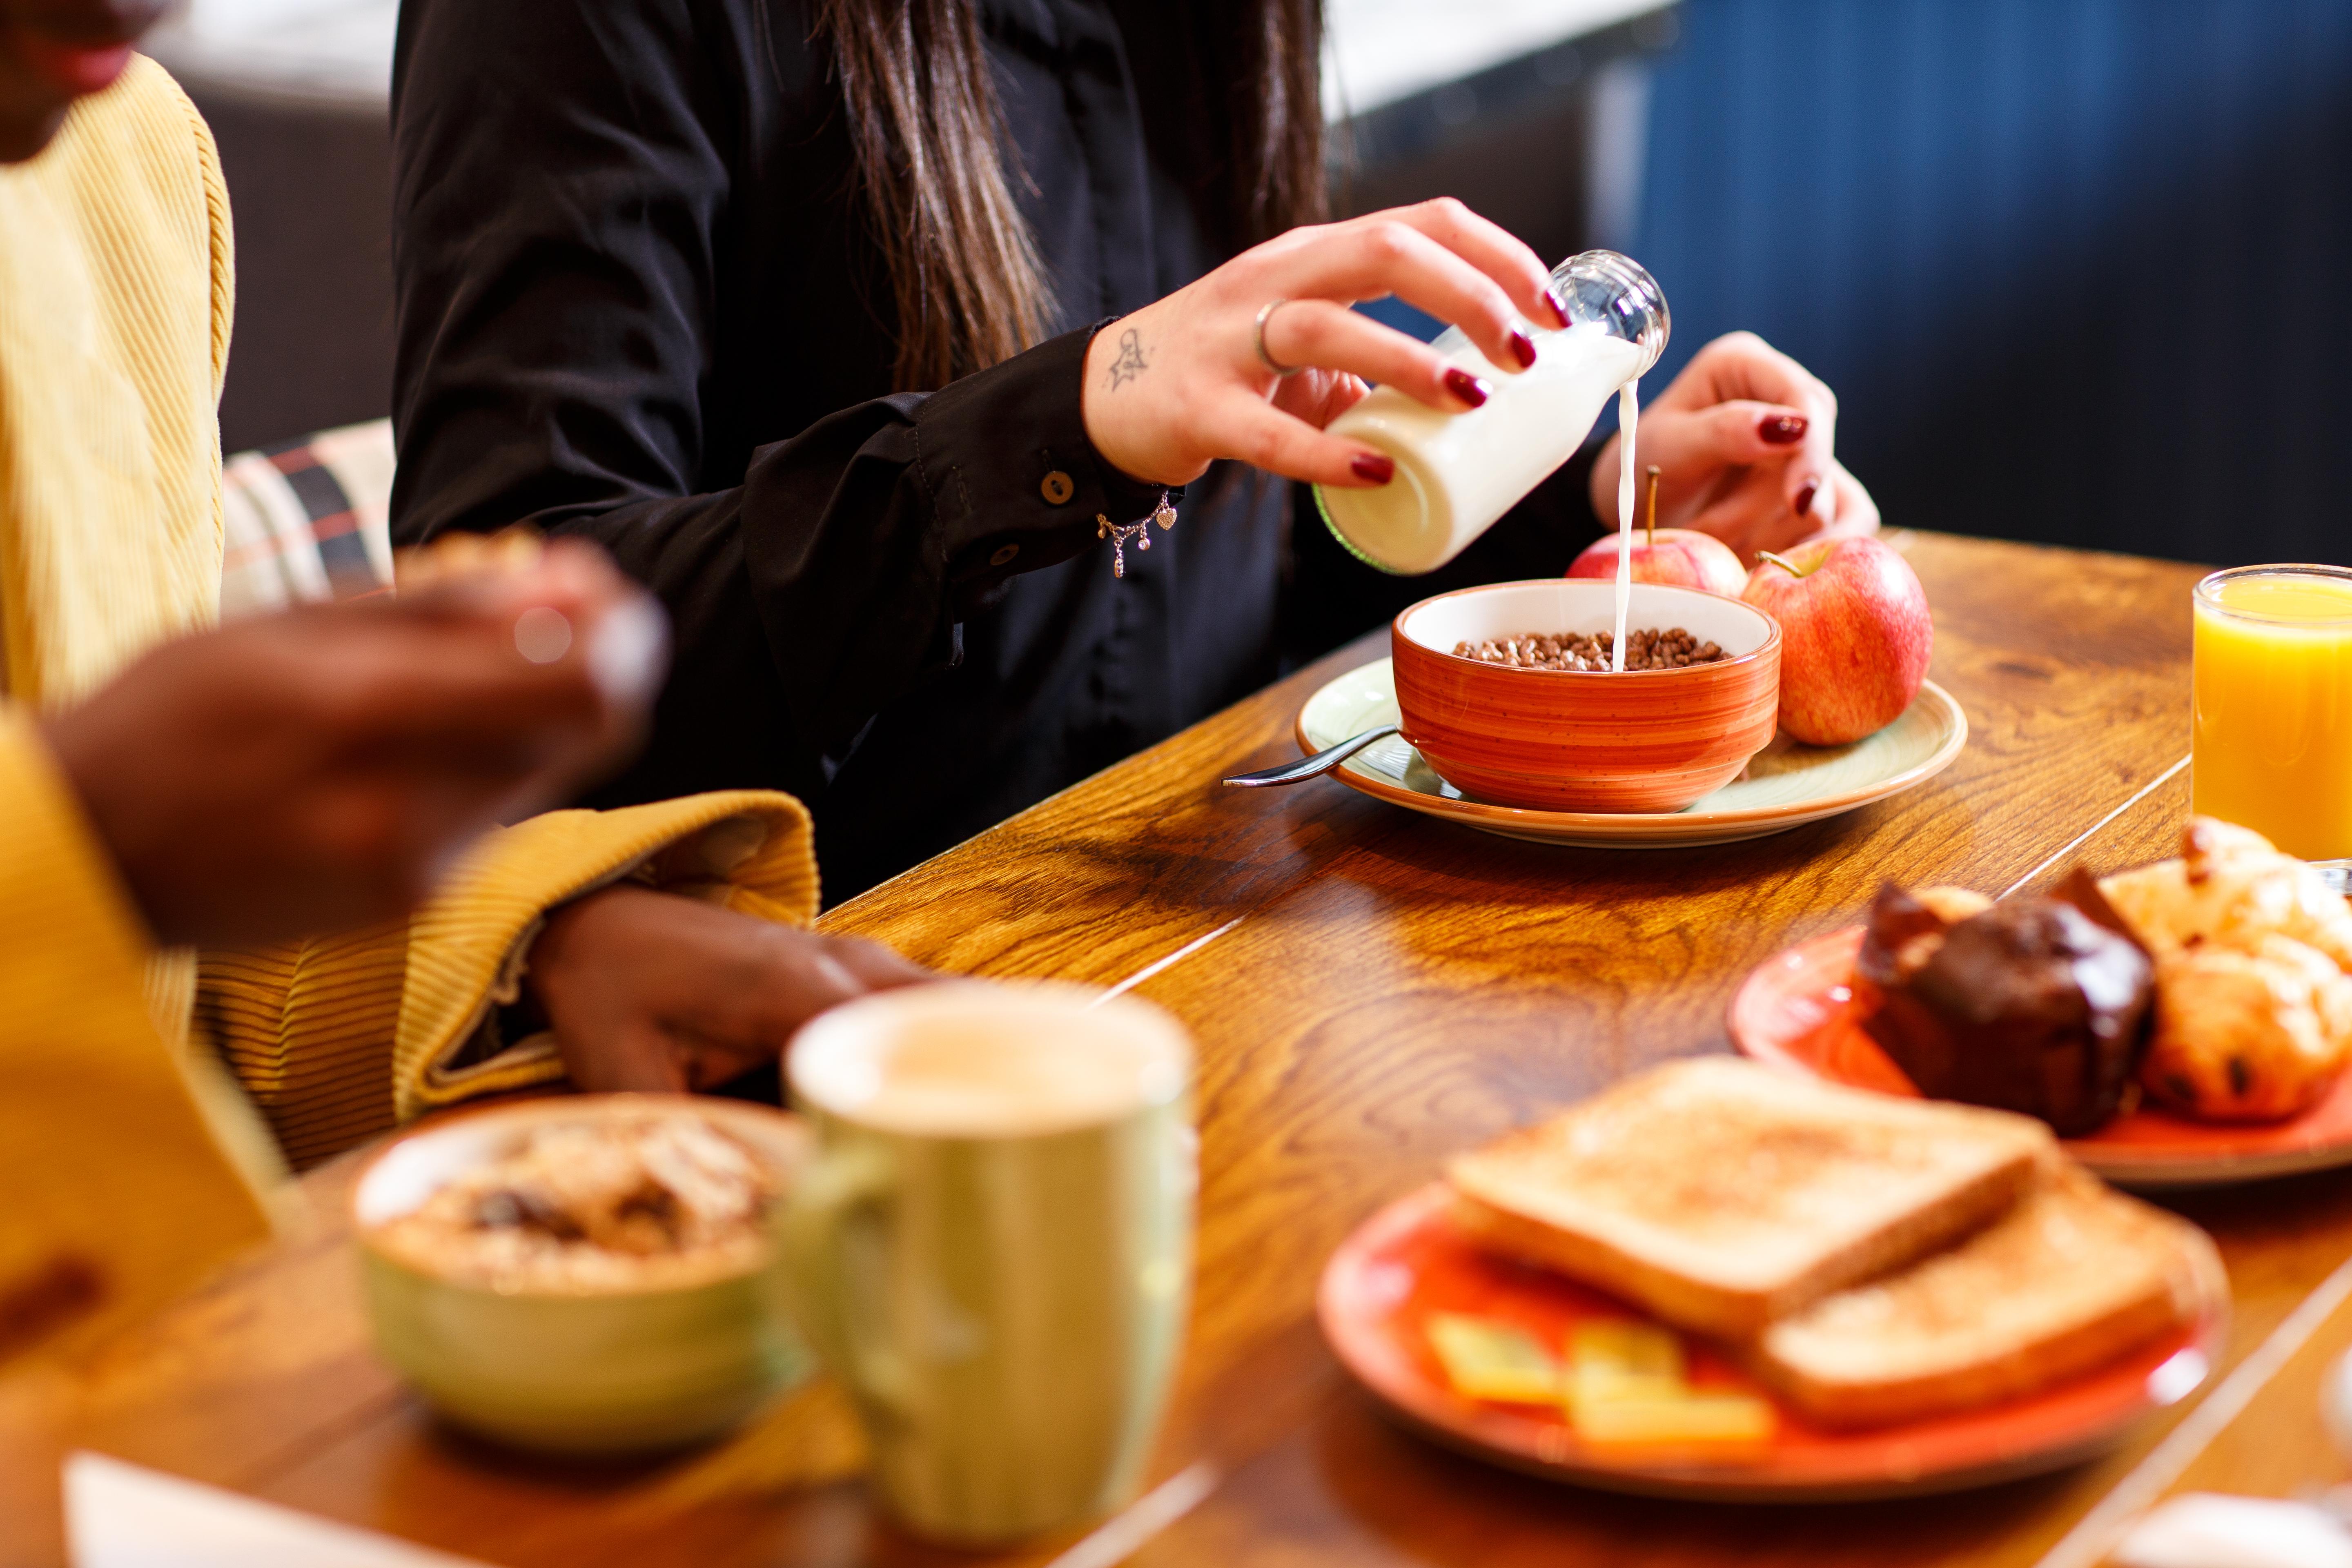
[
  {"left": 1390, "top": 578, "right": 1780, "bottom": 812},
  {"left": 354, "top": 1095, "right": 813, "bottom": 1454}
]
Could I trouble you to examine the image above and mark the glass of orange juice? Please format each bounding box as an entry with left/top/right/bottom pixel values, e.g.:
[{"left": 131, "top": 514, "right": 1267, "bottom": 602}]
[{"left": 2192, "top": 564, "right": 2352, "bottom": 858}]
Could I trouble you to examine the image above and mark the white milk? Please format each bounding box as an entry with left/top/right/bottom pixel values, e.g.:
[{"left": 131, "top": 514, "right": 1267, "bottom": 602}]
[
  {"left": 1611, "top": 380, "right": 1639, "bottom": 671},
  {"left": 1317, "top": 322, "right": 1644, "bottom": 576}
]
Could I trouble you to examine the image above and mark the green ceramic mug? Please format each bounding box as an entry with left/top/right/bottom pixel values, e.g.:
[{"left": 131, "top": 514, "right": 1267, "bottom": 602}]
[{"left": 783, "top": 981, "right": 1196, "bottom": 1546}]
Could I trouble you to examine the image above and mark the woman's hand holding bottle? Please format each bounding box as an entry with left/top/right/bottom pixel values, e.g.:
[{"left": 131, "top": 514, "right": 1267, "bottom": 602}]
[
  {"left": 1079, "top": 198, "right": 1878, "bottom": 558},
  {"left": 1080, "top": 198, "right": 1567, "bottom": 490}
]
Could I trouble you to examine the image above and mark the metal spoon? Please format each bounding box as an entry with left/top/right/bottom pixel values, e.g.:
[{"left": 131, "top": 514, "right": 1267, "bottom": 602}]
[
  {"left": 1222, "top": 724, "right": 1401, "bottom": 788},
  {"left": 2318, "top": 859, "right": 2352, "bottom": 896}
]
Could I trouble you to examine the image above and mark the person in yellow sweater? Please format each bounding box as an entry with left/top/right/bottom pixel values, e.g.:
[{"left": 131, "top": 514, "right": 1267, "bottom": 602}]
[{"left": 0, "top": 0, "right": 923, "bottom": 1359}]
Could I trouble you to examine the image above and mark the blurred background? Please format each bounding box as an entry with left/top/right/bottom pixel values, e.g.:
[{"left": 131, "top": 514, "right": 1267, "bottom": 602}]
[
  {"left": 1636, "top": 0, "right": 2352, "bottom": 566},
  {"left": 151, "top": 0, "right": 2352, "bottom": 568}
]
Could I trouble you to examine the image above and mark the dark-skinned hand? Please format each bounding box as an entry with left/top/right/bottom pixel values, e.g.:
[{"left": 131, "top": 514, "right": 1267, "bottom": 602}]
[
  {"left": 41, "top": 539, "right": 665, "bottom": 947},
  {"left": 526, "top": 884, "right": 933, "bottom": 1094}
]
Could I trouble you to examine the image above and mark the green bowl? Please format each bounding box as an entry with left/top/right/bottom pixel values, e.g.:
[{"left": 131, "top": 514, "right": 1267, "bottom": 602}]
[{"left": 353, "top": 1095, "right": 814, "bottom": 1455}]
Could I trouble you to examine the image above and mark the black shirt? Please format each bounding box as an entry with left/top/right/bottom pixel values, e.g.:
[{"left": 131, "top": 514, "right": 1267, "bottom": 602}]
[{"left": 389, "top": 0, "right": 1599, "bottom": 901}]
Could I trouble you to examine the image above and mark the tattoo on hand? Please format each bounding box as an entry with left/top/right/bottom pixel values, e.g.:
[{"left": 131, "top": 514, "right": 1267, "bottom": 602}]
[{"left": 1105, "top": 327, "right": 1151, "bottom": 390}]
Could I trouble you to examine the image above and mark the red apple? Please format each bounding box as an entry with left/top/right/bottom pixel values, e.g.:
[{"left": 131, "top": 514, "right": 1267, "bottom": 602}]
[
  {"left": 1741, "top": 537, "right": 1933, "bottom": 745},
  {"left": 1566, "top": 528, "right": 1747, "bottom": 598}
]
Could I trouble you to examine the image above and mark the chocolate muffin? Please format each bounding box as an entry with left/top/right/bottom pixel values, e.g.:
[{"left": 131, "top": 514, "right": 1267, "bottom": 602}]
[{"left": 1857, "top": 871, "right": 2156, "bottom": 1136}]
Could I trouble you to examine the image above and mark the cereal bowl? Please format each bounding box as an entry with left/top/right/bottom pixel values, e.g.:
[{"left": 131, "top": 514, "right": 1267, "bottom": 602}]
[
  {"left": 1391, "top": 578, "right": 1780, "bottom": 811},
  {"left": 353, "top": 1095, "right": 814, "bottom": 1455}
]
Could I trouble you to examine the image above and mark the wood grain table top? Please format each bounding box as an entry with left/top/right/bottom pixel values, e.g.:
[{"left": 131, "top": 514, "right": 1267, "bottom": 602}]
[{"left": 9, "top": 531, "right": 2347, "bottom": 1568}]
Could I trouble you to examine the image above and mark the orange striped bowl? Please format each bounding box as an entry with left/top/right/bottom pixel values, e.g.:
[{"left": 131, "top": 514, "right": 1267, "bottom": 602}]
[{"left": 1392, "top": 579, "right": 1781, "bottom": 812}]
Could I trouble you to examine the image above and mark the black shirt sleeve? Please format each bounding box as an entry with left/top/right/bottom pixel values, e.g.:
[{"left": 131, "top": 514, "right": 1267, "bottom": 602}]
[{"left": 388, "top": 0, "right": 1164, "bottom": 804}]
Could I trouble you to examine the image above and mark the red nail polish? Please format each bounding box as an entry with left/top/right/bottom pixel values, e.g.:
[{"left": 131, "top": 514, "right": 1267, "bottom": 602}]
[
  {"left": 1759, "top": 413, "right": 1808, "bottom": 445},
  {"left": 1507, "top": 330, "right": 1537, "bottom": 369},
  {"left": 1794, "top": 480, "right": 1819, "bottom": 517},
  {"left": 1542, "top": 287, "right": 1570, "bottom": 329},
  {"left": 1350, "top": 452, "right": 1395, "bottom": 484},
  {"left": 1443, "top": 368, "right": 1491, "bottom": 407}
]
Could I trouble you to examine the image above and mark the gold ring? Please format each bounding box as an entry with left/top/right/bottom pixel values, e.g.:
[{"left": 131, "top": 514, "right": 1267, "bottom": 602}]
[{"left": 1254, "top": 298, "right": 1305, "bottom": 378}]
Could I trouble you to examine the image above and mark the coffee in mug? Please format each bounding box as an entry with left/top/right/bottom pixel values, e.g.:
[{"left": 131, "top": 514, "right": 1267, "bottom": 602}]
[{"left": 782, "top": 981, "right": 1194, "bottom": 1544}]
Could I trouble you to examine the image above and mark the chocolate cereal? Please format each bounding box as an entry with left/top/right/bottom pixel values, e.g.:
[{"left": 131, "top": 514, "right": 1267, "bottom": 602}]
[{"left": 1452, "top": 627, "right": 1727, "bottom": 672}]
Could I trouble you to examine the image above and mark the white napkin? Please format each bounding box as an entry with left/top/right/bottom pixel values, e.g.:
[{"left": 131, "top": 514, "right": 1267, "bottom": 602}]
[
  {"left": 65, "top": 1452, "right": 493, "bottom": 1568},
  {"left": 2113, "top": 1493, "right": 2352, "bottom": 1568}
]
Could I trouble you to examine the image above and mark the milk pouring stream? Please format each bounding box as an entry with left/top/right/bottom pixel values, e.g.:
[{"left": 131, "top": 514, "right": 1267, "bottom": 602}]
[
  {"left": 1313, "top": 249, "right": 1668, "bottom": 580},
  {"left": 1610, "top": 381, "right": 1639, "bottom": 670}
]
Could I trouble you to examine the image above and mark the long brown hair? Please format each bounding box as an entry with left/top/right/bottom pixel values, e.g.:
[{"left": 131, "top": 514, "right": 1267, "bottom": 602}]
[{"left": 813, "top": 0, "right": 1326, "bottom": 392}]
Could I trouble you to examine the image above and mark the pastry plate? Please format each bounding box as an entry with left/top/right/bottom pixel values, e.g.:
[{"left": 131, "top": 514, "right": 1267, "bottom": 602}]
[
  {"left": 1319, "top": 1182, "right": 2220, "bottom": 1501},
  {"left": 1295, "top": 660, "right": 1967, "bottom": 847},
  {"left": 1730, "top": 926, "right": 2352, "bottom": 1187}
]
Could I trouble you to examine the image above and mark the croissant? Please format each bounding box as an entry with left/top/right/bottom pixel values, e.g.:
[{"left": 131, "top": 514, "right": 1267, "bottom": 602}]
[
  {"left": 2093, "top": 820, "right": 2352, "bottom": 1123},
  {"left": 2100, "top": 819, "right": 2352, "bottom": 970}
]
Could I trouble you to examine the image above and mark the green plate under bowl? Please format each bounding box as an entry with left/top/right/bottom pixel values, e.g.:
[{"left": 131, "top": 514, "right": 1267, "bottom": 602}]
[{"left": 1295, "top": 659, "right": 1967, "bottom": 847}]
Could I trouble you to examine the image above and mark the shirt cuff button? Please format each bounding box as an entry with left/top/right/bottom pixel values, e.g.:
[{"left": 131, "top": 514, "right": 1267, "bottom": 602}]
[
  {"left": 1040, "top": 470, "right": 1074, "bottom": 505},
  {"left": 989, "top": 543, "right": 1021, "bottom": 566}
]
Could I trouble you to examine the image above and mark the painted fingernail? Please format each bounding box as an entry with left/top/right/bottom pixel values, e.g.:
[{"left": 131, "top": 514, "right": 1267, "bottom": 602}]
[
  {"left": 1542, "top": 286, "right": 1571, "bottom": 329},
  {"left": 1350, "top": 452, "right": 1396, "bottom": 485},
  {"left": 1507, "top": 329, "right": 1537, "bottom": 369},
  {"left": 1759, "top": 413, "right": 1808, "bottom": 445},
  {"left": 1793, "top": 479, "right": 1820, "bottom": 517},
  {"left": 1444, "top": 368, "right": 1492, "bottom": 407}
]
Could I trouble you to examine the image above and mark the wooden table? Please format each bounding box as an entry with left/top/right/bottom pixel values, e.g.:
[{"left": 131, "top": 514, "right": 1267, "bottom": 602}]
[{"left": 9, "top": 531, "right": 2349, "bottom": 1568}]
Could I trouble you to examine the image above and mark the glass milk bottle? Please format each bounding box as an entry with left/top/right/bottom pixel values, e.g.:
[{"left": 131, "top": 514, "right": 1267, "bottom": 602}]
[{"left": 1315, "top": 249, "right": 1669, "bottom": 575}]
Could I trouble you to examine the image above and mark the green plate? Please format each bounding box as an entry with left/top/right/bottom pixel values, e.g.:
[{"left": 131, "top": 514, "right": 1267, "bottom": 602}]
[{"left": 1296, "top": 659, "right": 1967, "bottom": 847}]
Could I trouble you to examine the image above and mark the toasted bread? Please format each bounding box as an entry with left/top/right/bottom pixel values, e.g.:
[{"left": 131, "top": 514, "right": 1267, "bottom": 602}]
[
  {"left": 1752, "top": 1166, "right": 2224, "bottom": 1427},
  {"left": 1445, "top": 1058, "right": 2054, "bottom": 1338}
]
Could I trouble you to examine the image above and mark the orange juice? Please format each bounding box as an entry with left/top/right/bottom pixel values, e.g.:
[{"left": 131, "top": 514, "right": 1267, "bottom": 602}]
[{"left": 2192, "top": 565, "right": 2352, "bottom": 858}]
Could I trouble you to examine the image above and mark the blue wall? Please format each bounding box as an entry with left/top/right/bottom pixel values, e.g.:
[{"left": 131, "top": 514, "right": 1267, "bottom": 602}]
[{"left": 1635, "top": 0, "right": 2352, "bottom": 565}]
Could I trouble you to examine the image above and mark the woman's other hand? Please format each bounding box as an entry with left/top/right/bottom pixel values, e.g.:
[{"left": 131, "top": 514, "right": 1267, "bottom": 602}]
[
  {"left": 1081, "top": 198, "right": 1568, "bottom": 489},
  {"left": 1590, "top": 331, "right": 1880, "bottom": 560},
  {"left": 526, "top": 885, "right": 932, "bottom": 1094},
  {"left": 42, "top": 539, "right": 664, "bottom": 946}
]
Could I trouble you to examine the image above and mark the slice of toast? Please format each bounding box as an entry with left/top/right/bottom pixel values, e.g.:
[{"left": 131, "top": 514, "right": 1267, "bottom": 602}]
[
  {"left": 1752, "top": 1166, "right": 2224, "bottom": 1428},
  {"left": 1446, "top": 1058, "right": 2054, "bottom": 1338}
]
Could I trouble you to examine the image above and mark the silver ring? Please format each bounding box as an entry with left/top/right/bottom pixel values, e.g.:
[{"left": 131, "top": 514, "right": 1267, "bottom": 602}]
[{"left": 1254, "top": 298, "right": 1305, "bottom": 378}]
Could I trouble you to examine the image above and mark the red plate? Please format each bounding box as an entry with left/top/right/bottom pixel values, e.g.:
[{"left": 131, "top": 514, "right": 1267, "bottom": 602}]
[
  {"left": 1730, "top": 927, "right": 2352, "bottom": 1188},
  {"left": 1319, "top": 1183, "right": 2221, "bottom": 1501}
]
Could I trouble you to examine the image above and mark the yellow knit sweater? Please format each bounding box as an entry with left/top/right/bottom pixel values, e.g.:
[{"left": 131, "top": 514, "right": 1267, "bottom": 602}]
[{"left": 0, "top": 60, "right": 822, "bottom": 1353}]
